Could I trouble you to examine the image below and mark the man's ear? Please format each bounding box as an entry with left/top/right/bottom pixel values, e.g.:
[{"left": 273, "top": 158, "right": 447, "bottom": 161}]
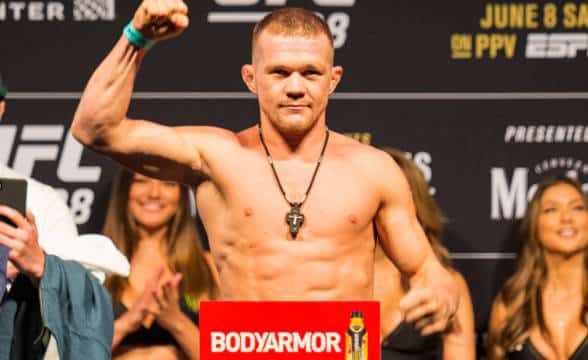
[
  {"left": 329, "top": 66, "right": 343, "bottom": 94},
  {"left": 241, "top": 64, "right": 257, "bottom": 94}
]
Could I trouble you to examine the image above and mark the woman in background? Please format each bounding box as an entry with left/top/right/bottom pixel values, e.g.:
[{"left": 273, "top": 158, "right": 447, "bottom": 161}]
[
  {"left": 104, "top": 169, "right": 218, "bottom": 360},
  {"left": 374, "top": 148, "right": 475, "bottom": 359},
  {"left": 488, "top": 175, "right": 587, "bottom": 360}
]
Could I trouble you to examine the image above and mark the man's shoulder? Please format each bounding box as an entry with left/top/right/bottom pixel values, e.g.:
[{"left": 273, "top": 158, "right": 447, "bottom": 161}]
[
  {"left": 179, "top": 125, "right": 240, "bottom": 142},
  {"left": 329, "top": 132, "right": 393, "bottom": 164}
]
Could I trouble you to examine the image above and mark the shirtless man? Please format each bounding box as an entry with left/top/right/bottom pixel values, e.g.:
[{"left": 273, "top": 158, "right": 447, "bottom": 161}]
[{"left": 72, "top": 1, "right": 459, "bottom": 335}]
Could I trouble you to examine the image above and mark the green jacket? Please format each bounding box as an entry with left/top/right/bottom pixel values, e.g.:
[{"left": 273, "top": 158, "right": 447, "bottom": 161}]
[{"left": 0, "top": 254, "right": 113, "bottom": 359}]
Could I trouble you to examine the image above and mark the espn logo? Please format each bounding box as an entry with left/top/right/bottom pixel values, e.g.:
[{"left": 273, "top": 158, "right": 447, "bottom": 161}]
[
  {"left": 525, "top": 33, "right": 588, "bottom": 58},
  {"left": 73, "top": 0, "right": 115, "bottom": 21}
]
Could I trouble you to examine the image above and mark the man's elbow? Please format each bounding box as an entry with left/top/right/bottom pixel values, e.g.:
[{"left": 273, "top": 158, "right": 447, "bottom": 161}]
[{"left": 71, "top": 111, "right": 118, "bottom": 151}]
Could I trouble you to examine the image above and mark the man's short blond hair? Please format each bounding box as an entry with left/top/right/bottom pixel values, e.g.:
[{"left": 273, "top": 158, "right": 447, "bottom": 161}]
[{"left": 252, "top": 8, "right": 334, "bottom": 62}]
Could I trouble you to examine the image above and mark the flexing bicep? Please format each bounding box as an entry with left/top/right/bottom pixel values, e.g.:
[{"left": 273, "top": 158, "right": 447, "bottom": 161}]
[
  {"left": 101, "top": 119, "right": 230, "bottom": 184},
  {"left": 443, "top": 273, "right": 476, "bottom": 360},
  {"left": 71, "top": 35, "right": 226, "bottom": 184},
  {"left": 374, "top": 160, "right": 431, "bottom": 276}
]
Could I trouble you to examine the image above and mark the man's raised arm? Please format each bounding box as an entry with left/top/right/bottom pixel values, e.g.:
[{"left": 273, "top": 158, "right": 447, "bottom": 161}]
[
  {"left": 72, "top": 0, "right": 211, "bottom": 183},
  {"left": 374, "top": 152, "right": 459, "bottom": 335}
]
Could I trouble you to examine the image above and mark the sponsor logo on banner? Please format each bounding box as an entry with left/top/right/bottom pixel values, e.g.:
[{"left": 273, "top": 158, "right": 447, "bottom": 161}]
[
  {"left": 449, "top": 2, "right": 588, "bottom": 60},
  {"left": 73, "top": 0, "right": 115, "bottom": 21},
  {"left": 0, "top": 124, "right": 103, "bottom": 226},
  {"left": 200, "top": 301, "right": 379, "bottom": 359},
  {"left": 0, "top": 0, "right": 115, "bottom": 21},
  {"left": 504, "top": 125, "right": 588, "bottom": 143},
  {"left": 207, "top": 0, "right": 355, "bottom": 49},
  {"left": 490, "top": 124, "right": 588, "bottom": 220},
  {"left": 405, "top": 151, "right": 436, "bottom": 195}
]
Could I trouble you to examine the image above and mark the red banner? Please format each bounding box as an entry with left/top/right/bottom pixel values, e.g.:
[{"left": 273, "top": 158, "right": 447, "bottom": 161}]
[{"left": 200, "top": 301, "right": 380, "bottom": 360}]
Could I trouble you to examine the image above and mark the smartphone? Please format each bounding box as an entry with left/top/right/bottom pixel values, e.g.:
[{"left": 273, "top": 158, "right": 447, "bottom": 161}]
[{"left": 0, "top": 178, "right": 27, "bottom": 300}]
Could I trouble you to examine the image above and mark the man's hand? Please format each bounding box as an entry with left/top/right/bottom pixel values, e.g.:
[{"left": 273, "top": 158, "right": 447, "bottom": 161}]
[
  {"left": 0, "top": 207, "right": 45, "bottom": 285},
  {"left": 399, "top": 272, "right": 459, "bottom": 336},
  {"left": 132, "top": 0, "right": 189, "bottom": 41}
]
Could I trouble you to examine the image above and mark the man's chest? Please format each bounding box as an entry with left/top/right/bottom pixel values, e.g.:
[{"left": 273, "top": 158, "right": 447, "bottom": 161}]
[{"left": 224, "top": 162, "right": 377, "bottom": 234}]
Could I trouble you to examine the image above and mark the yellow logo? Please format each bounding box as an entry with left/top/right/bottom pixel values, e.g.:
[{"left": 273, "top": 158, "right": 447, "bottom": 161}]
[{"left": 345, "top": 311, "right": 368, "bottom": 360}]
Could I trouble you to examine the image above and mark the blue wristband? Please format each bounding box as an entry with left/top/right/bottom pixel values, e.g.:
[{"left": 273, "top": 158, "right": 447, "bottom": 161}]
[{"left": 123, "top": 21, "right": 156, "bottom": 50}]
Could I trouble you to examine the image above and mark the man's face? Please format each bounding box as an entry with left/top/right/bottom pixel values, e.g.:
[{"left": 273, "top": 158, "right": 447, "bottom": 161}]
[
  {"left": 0, "top": 100, "right": 5, "bottom": 121},
  {"left": 242, "top": 32, "right": 342, "bottom": 136}
]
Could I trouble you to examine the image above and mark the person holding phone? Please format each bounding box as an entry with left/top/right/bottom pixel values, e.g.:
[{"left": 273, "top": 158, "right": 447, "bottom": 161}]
[{"left": 0, "top": 74, "right": 115, "bottom": 359}]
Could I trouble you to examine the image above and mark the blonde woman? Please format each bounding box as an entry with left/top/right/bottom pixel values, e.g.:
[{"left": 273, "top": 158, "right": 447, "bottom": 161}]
[
  {"left": 103, "top": 169, "right": 218, "bottom": 360},
  {"left": 488, "top": 175, "right": 587, "bottom": 360},
  {"left": 374, "top": 148, "right": 475, "bottom": 359}
]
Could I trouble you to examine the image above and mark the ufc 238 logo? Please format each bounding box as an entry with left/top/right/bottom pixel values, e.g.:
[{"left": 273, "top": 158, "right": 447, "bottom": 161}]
[
  {"left": 526, "top": 33, "right": 588, "bottom": 58},
  {"left": 209, "top": 0, "right": 355, "bottom": 49},
  {"left": 0, "top": 124, "right": 101, "bottom": 224}
]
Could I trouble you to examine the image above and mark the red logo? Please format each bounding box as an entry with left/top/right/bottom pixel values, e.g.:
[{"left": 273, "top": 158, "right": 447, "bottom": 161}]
[{"left": 200, "top": 301, "right": 380, "bottom": 359}]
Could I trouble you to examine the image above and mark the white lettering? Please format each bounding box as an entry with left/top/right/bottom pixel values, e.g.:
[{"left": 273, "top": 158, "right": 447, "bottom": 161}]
[
  {"left": 226, "top": 332, "right": 240, "bottom": 352},
  {"left": 328, "top": 12, "right": 350, "bottom": 48},
  {"left": 209, "top": 331, "right": 342, "bottom": 353},
  {"left": 57, "top": 131, "right": 101, "bottom": 182},
  {"left": 504, "top": 125, "right": 587, "bottom": 143},
  {"left": 0, "top": 126, "right": 17, "bottom": 165},
  {"left": 0, "top": 1, "right": 65, "bottom": 21},
  {"left": 504, "top": 126, "right": 516, "bottom": 142},
  {"left": 262, "top": 332, "right": 279, "bottom": 352},
  {"left": 28, "top": 1, "right": 43, "bottom": 21},
  {"left": 311, "top": 333, "right": 325, "bottom": 352},
  {"left": 9, "top": 2, "right": 25, "bottom": 20},
  {"left": 254, "top": 332, "right": 268, "bottom": 351},
  {"left": 491, "top": 167, "right": 528, "bottom": 220},
  {"left": 69, "top": 188, "right": 94, "bottom": 224},
  {"left": 327, "top": 332, "right": 342, "bottom": 352},
  {"left": 526, "top": 33, "right": 588, "bottom": 58},
  {"left": 278, "top": 332, "right": 293, "bottom": 352},
  {"left": 293, "top": 332, "right": 312, "bottom": 352},
  {"left": 240, "top": 332, "right": 255, "bottom": 352},
  {"left": 13, "top": 145, "right": 59, "bottom": 177},
  {"left": 46, "top": 2, "right": 64, "bottom": 20},
  {"left": 413, "top": 152, "right": 433, "bottom": 182},
  {"left": 211, "top": 332, "right": 225, "bottom": 352}
]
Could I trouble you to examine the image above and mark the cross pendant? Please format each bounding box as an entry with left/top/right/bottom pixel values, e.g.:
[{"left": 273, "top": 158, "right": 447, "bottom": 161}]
[{"left": 286, "top": 203, "right": 305, "bottom": 238}]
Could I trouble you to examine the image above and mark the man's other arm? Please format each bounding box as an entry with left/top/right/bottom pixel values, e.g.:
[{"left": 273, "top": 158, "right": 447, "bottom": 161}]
[{"left": 373, "top": 151, "right": 459, "bottom": 335}]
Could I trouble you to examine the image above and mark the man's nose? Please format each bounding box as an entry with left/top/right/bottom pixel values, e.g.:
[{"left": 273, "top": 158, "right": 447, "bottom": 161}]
[{"left": 285, "top": 73, "right": 305, "bottom": 99}]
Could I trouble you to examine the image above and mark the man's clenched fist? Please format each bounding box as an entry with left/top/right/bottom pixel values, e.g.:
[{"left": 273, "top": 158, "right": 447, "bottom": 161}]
[{"left": 132, "top": 0, "right": 189, "bottom": 41}]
